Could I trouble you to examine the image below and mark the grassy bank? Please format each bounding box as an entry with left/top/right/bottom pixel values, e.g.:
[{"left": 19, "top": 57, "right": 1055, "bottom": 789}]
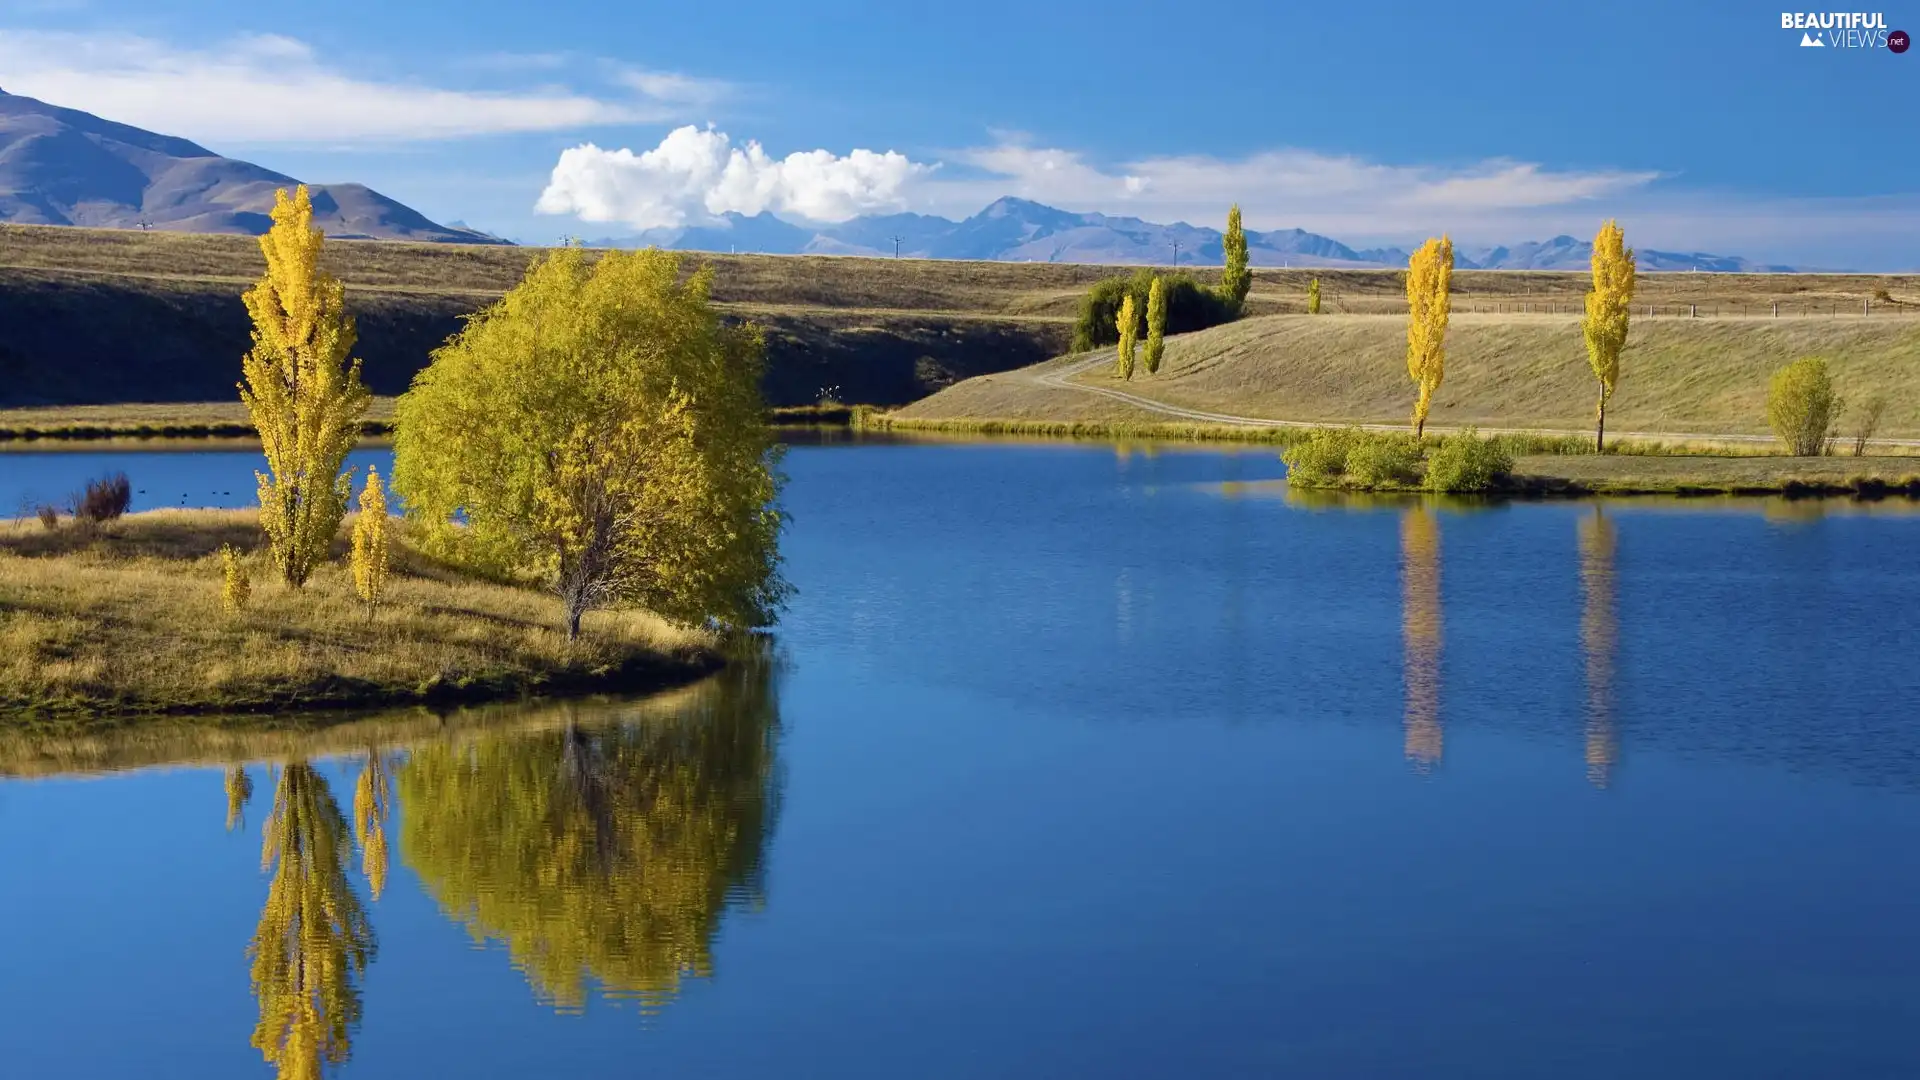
[
  {"left": 0, "top": 400, "right": 858, "bottom": 441},
  {"left": 0, "top": 509, "right": 722, "bottom": 721},
  {"left": 898, "top": 313, "right": 1920, "bottom": 438}
]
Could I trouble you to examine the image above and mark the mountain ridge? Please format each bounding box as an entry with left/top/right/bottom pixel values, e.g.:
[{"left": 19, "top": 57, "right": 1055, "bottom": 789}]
[
  {"left": 0, "top": 89, "right": 506, "bottom": 244},
  {"left": 603, "top": 195, "right": 1801, "bottom": 272}
]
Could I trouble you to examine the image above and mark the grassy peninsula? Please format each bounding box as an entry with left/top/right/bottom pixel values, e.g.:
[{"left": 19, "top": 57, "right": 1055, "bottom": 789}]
[{"left": 0, "top": 510, "right": 722, "bottom": 721}]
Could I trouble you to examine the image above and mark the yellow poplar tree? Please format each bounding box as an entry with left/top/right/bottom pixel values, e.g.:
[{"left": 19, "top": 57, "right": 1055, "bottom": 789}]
[
  {"left": 349, "top": 468, "right": 390, "bottom": 607},
  {"left": 1405, "top": 236, "right": 1454, "bottom": 438},
  {"left": 1144, "top": 275, "right": 1168, "bottom": 374},
  {"left": 1219, "top": 204, "right": 1251, "bottom": 313},
  {"left": 1307, "top": 277, "right": 1322, "bottom": 314},
  {"left": 240, "top": 186, "right": 371, "bottom": 588},
  {"left": 1582, "top": 220, "right": 1637, "bottom": 451},
  {"left": 1115, "top": 293, "right": 1138, "bottom": 379}
]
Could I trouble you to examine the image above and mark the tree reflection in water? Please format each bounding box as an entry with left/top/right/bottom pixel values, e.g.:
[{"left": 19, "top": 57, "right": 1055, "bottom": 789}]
[
  {"left": 1579, "top": 507, "right": 1619, "bottom": 788},
  {"left": 399, "top": 661, "right": 782, "bottom": 1014},
  {"left": 249, "top": 761, "right": 376, "bottom": 1080},
  {"left": 1400, "top": 507, "right": 1443, "bottom": 771}
]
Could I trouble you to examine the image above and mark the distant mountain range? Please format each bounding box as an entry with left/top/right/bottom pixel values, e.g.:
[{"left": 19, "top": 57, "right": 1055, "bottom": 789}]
[
  {"left": 0, "top": 88, "right": 1797, "bottom": 270},
  {"left": 600, "top": 196, "right": 1801, "bottom": 273},
  {"left": 0, "top": 89, "right": 504, "bottom": 243}
]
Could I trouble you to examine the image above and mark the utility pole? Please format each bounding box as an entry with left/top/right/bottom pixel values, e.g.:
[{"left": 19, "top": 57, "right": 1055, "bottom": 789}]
[
  {"left": 889, "top": 234, "right": 906, "bottom": 258},
  {"left": 1171, "top": 240, "right": 1181, "bottom": 267}
]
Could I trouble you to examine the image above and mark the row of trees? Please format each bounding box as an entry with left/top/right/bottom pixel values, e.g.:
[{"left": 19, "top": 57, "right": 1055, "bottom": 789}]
[
  {"left": 1398, "top": 221, "right": 1636, "bottom": 449},
  {"left": 234, "top": 186, "right": 787, "bottom": 638}
]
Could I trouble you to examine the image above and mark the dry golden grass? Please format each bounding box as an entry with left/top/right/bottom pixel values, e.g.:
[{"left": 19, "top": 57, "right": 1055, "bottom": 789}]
[
  {"left": 0, "top": 509, "right": 718, "bottom": 719},
  {"left": 7, "top": 222, "right": 1915, "bottom": 320},
  {"left": 902, "top": 313, "right": 1920, "bottom": 440}
]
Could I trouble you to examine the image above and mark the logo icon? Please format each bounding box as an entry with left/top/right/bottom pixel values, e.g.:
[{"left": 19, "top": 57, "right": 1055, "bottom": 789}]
[
  {"left": 1801, "top": 31, "right": 1826, "bottom": 45},
  {"left": 1891, "top": 29, "right": 1911, "bottom": 51}
]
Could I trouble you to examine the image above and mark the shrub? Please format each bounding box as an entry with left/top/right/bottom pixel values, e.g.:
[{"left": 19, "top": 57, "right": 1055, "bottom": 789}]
[
  {"left": 1850, "top": 395, "right": 1888, "bottom": 457},
  {"left": 350, "top": 467, "right": 391, "bottom": 607},
  {"left": 35, "top": 504, "right": 59, "bottom": 530},
  {"left": 1070, "top": 270, "right": 1234, "bottom": 352},
  {"left": 1767, "top": 357, "right": 1841, "bottom": 456},
  {"left": 1281, "top": 427, "right": 1419, "bottom": 490},
  {"left": 1344, "top": 434, "right": 1421, "bottom": 489},
  {"left": 72, "top": 471, "right": 132, "bottom": 524},
  {"left": 1281, "top": 427, "right": 1356, "bottom": 486},
  {"left": 221, "top": 545, "right": 251, "bottom": 613},
  {"left": 1423, "top": 428, "right": 1514, "bottom": 493}
]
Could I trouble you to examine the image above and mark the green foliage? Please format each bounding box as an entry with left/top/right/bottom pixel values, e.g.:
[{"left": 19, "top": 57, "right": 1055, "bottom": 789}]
[
  {"left": 1144, "top": 276, "right": 1168, "bottom": 374},
  {"left": 1282, "top": 427, "right": 1420, "bottom": 490},
  {"left": 1115, "top": 293, "right": 1138, "bottom": 379},
  {"left": 1767, "top": 356, "right": 1841, "bottom": 456},
  {"left": 1283, "top": 425, "right": 1511, "bottom": 492},
  {"left": 1070, "top": 270, "right": 1233, "bottom": 352},
  {"left": 1307, "top": 277, "right": 1321, "bottom": 315},
  {"left": 1423, "top": 427, "right": 1514, "bottom": 492},
  {"left": 392, "top": 247, "right": 789, "bottom": 636},
  {"left": 1219, "top": 204, "right": 1251, "bottom": 313}
]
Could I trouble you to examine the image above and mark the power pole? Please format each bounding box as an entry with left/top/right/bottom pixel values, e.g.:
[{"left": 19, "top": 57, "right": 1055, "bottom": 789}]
[
  {"left": 889, "top": 234, "right": 906, "bottom": 258},
  {"left": 1171, "top": 241, "right": 1181, "bottom": 267}
]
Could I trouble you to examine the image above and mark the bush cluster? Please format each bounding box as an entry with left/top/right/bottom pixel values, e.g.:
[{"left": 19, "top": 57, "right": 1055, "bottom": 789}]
[
  {"left": 1070, "top": 270, "right": 1233, "bottom": 353},
  {"left": 1281, "top": 426, "right": 1513, "bottom": 493}
]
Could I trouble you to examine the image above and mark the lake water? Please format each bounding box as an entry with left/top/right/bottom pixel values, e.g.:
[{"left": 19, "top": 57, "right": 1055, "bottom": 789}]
[{"left": 4, "top": 440, "right": 1920, "bottom": 1078}]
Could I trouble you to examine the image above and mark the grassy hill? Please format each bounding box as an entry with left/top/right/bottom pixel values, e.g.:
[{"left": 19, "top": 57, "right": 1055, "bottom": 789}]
[
  {"left": 898, "top": 312, "right": 1920, "bottom": 439},
  {"left": 2, "top": 222, "right": 1917, "bottom": 412}
]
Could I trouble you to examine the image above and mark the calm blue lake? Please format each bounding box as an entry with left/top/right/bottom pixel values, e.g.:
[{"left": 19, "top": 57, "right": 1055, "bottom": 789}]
[{"left": 4, "top": 439, "right": 1920, "bottom": 1078}]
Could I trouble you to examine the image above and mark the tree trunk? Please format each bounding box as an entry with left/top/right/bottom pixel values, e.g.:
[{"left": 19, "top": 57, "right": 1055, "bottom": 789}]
[
  {"left": 1415, "top": 416, "right": 1426, "bottom": 440},
  {"left": 1595, "top": 393, "right": 1607, "bottom": 453}
]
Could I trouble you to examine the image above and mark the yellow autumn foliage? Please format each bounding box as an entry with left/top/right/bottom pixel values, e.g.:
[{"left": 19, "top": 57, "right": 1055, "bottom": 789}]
[
  {"left": 1583, "top": 220, "right": 1637, "bottom": 451},
  {"left": 1405, "top": 236, "right": 1453, "bottom": 437},
  {"left": 239, "top": 186, "right": 371, "bottom": 588}
]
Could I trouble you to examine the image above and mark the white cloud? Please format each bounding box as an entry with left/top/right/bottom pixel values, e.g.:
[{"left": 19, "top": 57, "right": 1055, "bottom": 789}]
[
  {"left": 536, "top": 125, "right": 934, "bottom": 228},
  {"left": 534, "top": 126, "right": 1665, "bottom": 238},
  {"left": 0, "top": 30, "right": 717, "bottom": 143}
]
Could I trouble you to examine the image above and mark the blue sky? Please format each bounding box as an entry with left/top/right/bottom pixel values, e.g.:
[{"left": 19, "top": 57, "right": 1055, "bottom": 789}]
[{"left": 2, "top": 0, "right": 1915, "bottom": 265}]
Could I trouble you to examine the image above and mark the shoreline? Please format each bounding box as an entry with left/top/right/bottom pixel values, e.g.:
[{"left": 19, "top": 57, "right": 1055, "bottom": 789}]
[{"left": 0, "top": 509, "right": 728, "bottom": 724}]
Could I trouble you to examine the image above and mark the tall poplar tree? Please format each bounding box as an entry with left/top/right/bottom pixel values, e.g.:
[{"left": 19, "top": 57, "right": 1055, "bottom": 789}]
[
  {"left": 240, "top": 186, "right": 370, "bottom": 588},
  {"left": 1144, "top": 275, "right": 1168, "bottom": 374},
  {"left": 1583, "top": 220, "right": 1637, "bottom": 451},
  {"left": 1115, "top": 293, "right": 1138, "bottom": 379},
  {"left": 1405, "top": 236, "right": 1454, "bottom": 438},
  {"left": 1219, "top": 204, "right": 1251, "bottom": 313}
]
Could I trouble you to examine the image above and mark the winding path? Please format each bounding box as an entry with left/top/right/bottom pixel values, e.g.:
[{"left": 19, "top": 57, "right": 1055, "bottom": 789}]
[{"left": 1032, "top": 353, "right": 1920, "bottom": 449}]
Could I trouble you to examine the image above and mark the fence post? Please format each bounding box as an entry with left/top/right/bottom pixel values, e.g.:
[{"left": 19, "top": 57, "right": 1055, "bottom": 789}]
[
  {"left": 1772, "top": 302, "right": 1778, "bottom": 317},
  {"left": 1865, "top": 298, "right": 1871, "bottom": 316},
  {"left": 1690, "top": 304, "right": 1696, "bottom": 318}
]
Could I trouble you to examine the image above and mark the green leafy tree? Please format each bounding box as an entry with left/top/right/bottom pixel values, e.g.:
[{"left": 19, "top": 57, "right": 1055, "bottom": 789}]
[
  {"left": 398, "top": 663, "right": 780, "bottom": 1013},
  {"left": 1115, "top": 293, "right": 1138, "bottom": 379},
  {"left": 1219, "top": 204, "right": 1251, "bottom": 313},
  {"left": 1583, "top": 220, "right": 1637, "bottom": 451},
  {"left": 1767, "top": 356, "right": 1841, "bottom": 455},
  {"left": 1070, "top": 271, "right": 1230, "bottom": 352},
  {"left": 392, "top": 248, "right": 789, "bottom": 639},
  {"left": 1307, "top": 277, "right": 1322, "bottom": 315},
  {"left": 240, "top": 185, "right": 371, "bottom": 588},
  {"left": 1144, "top": 275, "right": 1168, "bottom": 374}
]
